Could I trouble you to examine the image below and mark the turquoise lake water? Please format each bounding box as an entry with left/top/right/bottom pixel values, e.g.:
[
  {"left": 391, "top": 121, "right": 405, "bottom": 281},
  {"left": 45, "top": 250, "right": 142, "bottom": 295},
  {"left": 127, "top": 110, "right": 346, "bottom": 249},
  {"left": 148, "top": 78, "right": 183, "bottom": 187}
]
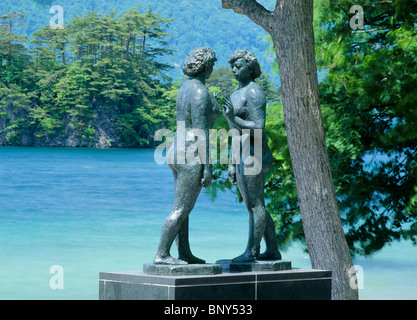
[{"left": 0, "top": 147, "right": 416, "bottom": 300}]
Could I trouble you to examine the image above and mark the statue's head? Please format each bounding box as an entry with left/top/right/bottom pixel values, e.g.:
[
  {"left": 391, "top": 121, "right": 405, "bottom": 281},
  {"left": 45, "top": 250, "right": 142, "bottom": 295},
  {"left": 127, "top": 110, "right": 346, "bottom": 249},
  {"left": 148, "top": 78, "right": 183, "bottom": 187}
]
[
  {"left": 182, "top": 48, "right": 217, "bottom": 78},
  {"left": 228, "top": 50, "right": 262, "bottom": 80}
]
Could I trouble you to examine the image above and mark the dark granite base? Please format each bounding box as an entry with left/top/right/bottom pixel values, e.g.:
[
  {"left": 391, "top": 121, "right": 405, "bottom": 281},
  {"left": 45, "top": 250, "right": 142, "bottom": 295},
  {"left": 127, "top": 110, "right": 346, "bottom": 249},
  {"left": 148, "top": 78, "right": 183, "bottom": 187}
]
[
  {"left": 143, "top": 263, "right": 222, "bottom": 276},
  {"left": 99, "top": 268, "right": 332, "bottom": 300},
  {"left": 216, "top": 259, "right": 291, "bottom": 272}
]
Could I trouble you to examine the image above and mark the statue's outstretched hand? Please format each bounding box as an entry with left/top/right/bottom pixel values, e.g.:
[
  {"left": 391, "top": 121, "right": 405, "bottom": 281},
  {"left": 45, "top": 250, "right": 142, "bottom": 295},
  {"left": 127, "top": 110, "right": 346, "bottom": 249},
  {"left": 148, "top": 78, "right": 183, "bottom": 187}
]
[
  {"left": 201, "top": 167, "right": 212, "bottom": 188},
  {"left": 228, "top": 164, "right": 237, "bottom": 185},
  {"left": 222, "top": 97, "right": 234, "bottom": 120}
]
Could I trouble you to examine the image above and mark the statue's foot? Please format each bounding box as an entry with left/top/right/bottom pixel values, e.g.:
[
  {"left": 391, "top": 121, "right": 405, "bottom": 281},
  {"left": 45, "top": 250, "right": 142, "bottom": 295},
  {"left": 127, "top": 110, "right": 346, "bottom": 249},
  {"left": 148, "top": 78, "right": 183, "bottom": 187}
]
[
  {"left": 258, "top": 249, "right": 282, "bottom": 261},
  {"left": 153, "top": 255, "right": 188, "bottom": 265},
  {"left": 232, "top": 252, "right": 256, "bottom": 263},
  {"left": 178, "top": 254, "right": 206, "bottom": 264}
]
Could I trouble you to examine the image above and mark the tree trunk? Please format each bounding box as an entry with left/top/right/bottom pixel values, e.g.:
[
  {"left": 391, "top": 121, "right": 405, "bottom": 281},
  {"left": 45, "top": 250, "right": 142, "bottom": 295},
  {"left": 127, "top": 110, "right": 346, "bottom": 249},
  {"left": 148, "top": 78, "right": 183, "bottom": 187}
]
[
  {"left": 222, "top": 0, "right": 358, "bottom": 300},
  {"left": 61, "top": 43, "right": 66, "bottom": 65},
  {"left": 142, "top": 30, "right": 147, "bottom": 57}
]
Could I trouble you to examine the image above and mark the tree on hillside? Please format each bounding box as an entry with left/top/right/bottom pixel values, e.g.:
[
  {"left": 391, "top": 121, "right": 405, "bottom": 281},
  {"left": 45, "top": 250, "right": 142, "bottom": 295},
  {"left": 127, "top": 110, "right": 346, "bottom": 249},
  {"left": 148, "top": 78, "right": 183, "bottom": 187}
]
[
  {"left": 0, "top": 12, "right": 29, "bottom": 88},
  {"left": 31, "top": 26, "right": 68, "bottom": 66},
  {"left": 0, "top": 12, "right": 32, "bottom": 145},
  {"left": 222, "top": 0, "right": 358, "bottom": 299},
  {"left": 0, "top": 12, "right": 26, "bottom": 67}
]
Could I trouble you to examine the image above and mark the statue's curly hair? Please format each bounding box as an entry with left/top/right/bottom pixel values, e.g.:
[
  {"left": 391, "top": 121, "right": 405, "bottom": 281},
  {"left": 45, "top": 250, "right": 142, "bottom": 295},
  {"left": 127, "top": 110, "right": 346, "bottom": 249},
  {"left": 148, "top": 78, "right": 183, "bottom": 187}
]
[
  {"left": 228, "top": 50, "right": 262, "bottom": 80},
  {"left": 182, "top": 47, "right": 217, "bottom": 77}
]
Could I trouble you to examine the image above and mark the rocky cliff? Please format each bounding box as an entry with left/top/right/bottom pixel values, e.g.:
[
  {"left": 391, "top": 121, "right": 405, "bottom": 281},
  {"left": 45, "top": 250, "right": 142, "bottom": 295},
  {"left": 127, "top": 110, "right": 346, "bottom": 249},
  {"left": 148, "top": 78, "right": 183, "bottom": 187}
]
[{"left": 0, "top": 102, "right": 123, "bottom": 148}]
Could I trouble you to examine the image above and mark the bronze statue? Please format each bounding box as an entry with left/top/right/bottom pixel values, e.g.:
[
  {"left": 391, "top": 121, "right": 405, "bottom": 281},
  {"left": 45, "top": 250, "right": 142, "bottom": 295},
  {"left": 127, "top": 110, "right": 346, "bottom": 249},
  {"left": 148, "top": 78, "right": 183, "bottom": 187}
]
[
  {"left": 153, "top": 48, "right": 220, "bottom": 265},
  {"left": 223, "top": 50, "right": 282, "bottom": 263}
]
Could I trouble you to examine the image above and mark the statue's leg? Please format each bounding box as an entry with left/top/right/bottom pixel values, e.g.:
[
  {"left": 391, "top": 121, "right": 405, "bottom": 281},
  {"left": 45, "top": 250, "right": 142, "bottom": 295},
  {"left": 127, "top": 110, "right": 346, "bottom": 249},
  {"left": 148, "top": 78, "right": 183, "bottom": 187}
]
[
  {"left": 232, "top": 166, "right": 266, "bottom": 263},
  {"left": 176, "top": 163, "right": 205, "bottom": 263},
  {"left": 251, "top": 160, "right": 281, "bottom": 260},
  {"left": 153, "top": 164, "right": 203, "bottom": 265},
  {"left": 176, "top": 217, "right": 205, "bottom": 264},
  {"left": 258, "top": 212, "right": 282, "bottom": 260}
]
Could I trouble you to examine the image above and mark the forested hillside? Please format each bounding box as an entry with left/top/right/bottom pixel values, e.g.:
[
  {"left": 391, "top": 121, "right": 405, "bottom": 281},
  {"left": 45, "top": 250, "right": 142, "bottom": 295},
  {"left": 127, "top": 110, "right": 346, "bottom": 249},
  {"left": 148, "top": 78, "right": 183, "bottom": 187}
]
[
  {"left": 1, "top": 0, "right": 277, "bottom": 80},
  {"left": 0, "top": 8, "right": 178, "bottom": 147}
]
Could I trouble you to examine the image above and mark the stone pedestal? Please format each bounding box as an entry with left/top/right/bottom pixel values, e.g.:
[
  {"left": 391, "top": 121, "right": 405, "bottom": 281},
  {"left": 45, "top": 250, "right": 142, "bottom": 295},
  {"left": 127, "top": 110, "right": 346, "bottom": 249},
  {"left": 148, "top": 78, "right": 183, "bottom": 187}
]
[
  {"left": 216, "top": 259, "right": 291, "bottom": 272},
  {"left": 99, "top": 268, "right": 332, "bottom": 300},
  {"left": 143, "top": 263, "right": 222, "bottom": 276}
]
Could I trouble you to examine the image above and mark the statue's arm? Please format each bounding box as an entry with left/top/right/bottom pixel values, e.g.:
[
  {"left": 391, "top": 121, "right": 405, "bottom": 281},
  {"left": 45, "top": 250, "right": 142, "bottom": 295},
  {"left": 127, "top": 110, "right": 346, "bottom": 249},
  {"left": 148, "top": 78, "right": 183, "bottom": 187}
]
[{"left": 190, "top": 88, "right": 212, "bottom": 186}]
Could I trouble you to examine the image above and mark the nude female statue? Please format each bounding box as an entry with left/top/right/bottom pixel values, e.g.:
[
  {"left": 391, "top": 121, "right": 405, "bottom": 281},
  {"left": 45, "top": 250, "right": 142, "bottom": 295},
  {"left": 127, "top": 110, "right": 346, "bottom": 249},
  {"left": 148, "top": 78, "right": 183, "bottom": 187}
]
[
  {"left": 223, "top": 50, "right": 282, "bottom": 263},
  {"left": 153, "top": 48, "right": 220, "bottom": 265}
]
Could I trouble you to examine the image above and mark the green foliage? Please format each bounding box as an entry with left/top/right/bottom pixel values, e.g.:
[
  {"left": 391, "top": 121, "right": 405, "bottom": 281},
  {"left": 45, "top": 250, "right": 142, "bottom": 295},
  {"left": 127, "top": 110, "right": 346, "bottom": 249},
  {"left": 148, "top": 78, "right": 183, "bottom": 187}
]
[
  {"left": 5, "top": 130, "right": 20, "bottom": 144},
  {"left": 0, "top": 80, "right": 31, "bottom": 144},
  {"left": 313, "top": 0, "right": 417, "bottom": 254},
  {"left": 0, "top": 6, "right": 176, "bottom": 147},
  {"left": 82, "top": 125, "right": 95, "bottom": 142}
]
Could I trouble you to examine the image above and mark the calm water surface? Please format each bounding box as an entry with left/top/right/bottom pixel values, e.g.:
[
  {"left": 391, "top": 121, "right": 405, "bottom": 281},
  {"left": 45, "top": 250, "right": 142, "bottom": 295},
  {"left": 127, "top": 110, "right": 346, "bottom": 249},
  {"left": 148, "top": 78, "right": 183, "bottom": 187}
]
[{"left": 0, "top": 147, "right": 415, "bottom": 299}]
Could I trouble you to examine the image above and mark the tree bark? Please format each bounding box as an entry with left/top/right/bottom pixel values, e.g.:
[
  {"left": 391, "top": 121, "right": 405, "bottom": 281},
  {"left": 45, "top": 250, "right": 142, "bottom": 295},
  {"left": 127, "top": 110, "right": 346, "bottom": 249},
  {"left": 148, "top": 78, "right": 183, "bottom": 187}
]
[{"left": 222, "top": 0, "right": 358, "bottom": 300}]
